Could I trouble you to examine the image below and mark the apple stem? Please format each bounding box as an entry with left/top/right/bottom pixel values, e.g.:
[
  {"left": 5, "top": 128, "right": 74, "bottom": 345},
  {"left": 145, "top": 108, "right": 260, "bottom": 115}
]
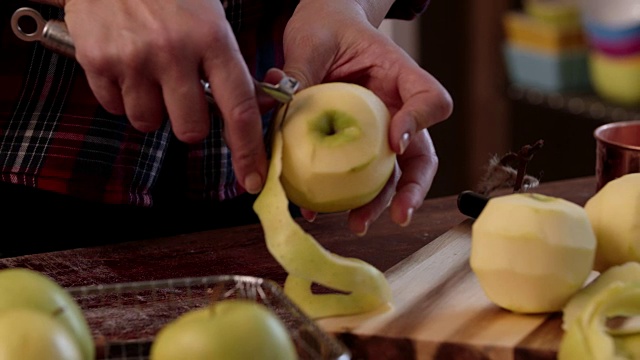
[
  {"left": 499, "top": 139, "right": 544, "bottom": 193},
  {"left": 475, "top": 139, "right": 544, "bottom": 196}
]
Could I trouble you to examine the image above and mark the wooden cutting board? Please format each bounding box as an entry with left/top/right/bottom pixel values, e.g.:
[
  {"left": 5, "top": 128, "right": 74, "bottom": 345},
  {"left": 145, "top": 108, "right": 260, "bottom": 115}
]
[{"left": 318, "top": 219, "right": 563, "bottom": 360}]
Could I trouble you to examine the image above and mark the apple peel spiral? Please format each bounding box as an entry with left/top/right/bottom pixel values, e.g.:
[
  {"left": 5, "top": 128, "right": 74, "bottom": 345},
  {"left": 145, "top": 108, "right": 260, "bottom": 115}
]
[{"left": 253, "top": 82, "right": 394, "bottom": 319}]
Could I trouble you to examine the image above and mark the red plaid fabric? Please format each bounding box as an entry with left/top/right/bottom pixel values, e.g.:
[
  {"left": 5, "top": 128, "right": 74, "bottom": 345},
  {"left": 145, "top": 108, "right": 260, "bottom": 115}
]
[{"left": 0, "top": 0, "right": 427, "bottom": 208}]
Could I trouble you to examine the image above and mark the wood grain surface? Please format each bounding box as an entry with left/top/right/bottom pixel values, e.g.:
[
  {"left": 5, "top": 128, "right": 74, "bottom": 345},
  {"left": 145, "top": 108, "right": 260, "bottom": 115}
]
[
  {"left": 0, "top": 176, "right": 598, "bottom": 359},
  {"left": 319, "top": 220, "right": 561, "bottom": 360}
]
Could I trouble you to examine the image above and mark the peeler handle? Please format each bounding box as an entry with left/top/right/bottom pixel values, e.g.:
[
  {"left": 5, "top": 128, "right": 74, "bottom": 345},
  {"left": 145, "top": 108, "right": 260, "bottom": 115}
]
[{"left": 41, "top": 20, "right": 76, "bottom": 58}]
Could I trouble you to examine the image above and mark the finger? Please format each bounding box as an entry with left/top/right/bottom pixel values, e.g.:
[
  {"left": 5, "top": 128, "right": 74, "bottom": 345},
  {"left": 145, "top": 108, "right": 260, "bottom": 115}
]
[
  {"left": 161, "top": 68, "right": 210, "bottom": 143},
  {"left": 300, "top": 208, "right": 317, "bottom": 222},
  {"left": 85, "top": 75, "right": 125, "bottom": 115},
  {"left": 389, "top": 71, "right": 453, "bottom": 155},
  {"left": 121, "top": 78, "right": 165, "bottom": 133},
  {"left": 204, "top": 26, "right": 266, "bottom": 195},
  {"left": 282, "top": 37, "right": 333, "bottom": 90},
  {"left": 389, "top": 129, "right": 438, "bottom": 227},
  {"left": 348, "top": 163, "right": 401, "bottom": 236}
]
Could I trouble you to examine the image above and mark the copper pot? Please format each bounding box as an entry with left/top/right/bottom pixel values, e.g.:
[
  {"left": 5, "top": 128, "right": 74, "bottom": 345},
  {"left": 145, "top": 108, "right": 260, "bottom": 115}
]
[{"left": 595, "top": 120, "right": 640, "bottom": 190}]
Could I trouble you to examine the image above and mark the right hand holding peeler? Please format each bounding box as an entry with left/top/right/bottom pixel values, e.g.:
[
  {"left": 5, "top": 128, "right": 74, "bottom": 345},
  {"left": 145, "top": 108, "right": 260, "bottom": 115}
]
[{"left": 10, "top": 7, "right": 299, "bottom": 105}]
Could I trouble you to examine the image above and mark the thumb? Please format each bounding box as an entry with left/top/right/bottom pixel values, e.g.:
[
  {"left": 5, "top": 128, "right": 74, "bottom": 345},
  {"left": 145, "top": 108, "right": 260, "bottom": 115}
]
[{"left": 282, "top": 47, "right": 332, "bottom": 90}]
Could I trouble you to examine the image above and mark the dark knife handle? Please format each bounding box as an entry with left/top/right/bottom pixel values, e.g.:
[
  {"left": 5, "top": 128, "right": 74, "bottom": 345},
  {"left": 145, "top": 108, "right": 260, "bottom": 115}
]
[{"left": 457, "top": 191, "right": 489, "bottom": 219}]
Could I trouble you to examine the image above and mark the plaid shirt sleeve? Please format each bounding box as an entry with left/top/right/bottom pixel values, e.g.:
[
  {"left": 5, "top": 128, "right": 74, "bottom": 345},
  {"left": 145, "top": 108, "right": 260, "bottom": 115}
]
[{"left": 0, "top": 1, "right": 292, "bottom": 207}]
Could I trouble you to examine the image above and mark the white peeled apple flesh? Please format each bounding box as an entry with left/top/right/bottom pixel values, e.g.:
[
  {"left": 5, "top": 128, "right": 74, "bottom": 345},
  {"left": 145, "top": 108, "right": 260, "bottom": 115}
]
[
  {"left": 584, "top": 173, "right": 640, "bottom": 272},
  {"left": 471, "top": 193, "right": 596, "bottom": 313},
  {"left": 149, "top": 299, "right": 297, "bottom": 360},
  {"left": 278, "top": 82, "right": 396, "bottom": 213},
  {"left": 0, "top": 268, "right": 94, "bottom": 360},
  {"left": 0, "top": 308, "right": 83, "bottom": 360}
]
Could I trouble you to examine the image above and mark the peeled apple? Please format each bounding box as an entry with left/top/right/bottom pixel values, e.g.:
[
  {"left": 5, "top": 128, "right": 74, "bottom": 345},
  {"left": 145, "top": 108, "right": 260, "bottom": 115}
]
[
  {"left": 470, "top": 193, "right": 597, "bottom": 313},
  {"left": 253, "top": 82, "right": 392, "bottom": 318},
  {"left": 278, "top": 82, "right": 396, "bottom": 213},
  {"left": 584, "top": 173, "right": 640, "bottom": 272},
  {"left": 558, "top": 263, "right": 640, "bottom": 360}
]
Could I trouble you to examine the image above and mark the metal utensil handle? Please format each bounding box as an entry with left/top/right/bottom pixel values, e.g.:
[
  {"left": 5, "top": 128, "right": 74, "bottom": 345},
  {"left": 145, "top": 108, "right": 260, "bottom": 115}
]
[
  {"left": 41, "top": 20, "right": 76, "bottom": 58},
  {"left": 11, "top": 7, "right": 75, "bottom": 58}
]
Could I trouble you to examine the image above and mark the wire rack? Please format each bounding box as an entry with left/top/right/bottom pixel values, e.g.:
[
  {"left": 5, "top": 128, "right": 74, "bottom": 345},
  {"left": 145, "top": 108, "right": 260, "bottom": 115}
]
[{"left": 67, "top": 275, "right": 351, "bottom": 360}]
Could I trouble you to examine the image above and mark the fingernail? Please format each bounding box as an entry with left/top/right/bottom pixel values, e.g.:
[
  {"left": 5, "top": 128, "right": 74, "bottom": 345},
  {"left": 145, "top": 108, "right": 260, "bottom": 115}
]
[
  {"left": 356, "top": 221, "right": 370, "bottom": 237},
  {"left": 399, "top": 132, "right": 411, "bottom": 155},
  {"left": 400, "top": 207, "right": 414, "bottom": 227},
  {"left": 244, "top": 172, "right": 263, "bottom": 194}
]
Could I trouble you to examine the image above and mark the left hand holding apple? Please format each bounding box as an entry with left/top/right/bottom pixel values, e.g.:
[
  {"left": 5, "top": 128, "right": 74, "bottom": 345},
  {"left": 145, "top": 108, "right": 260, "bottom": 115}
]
[{"left": 282, "top": 0, "right": 453, "bottom": 234}]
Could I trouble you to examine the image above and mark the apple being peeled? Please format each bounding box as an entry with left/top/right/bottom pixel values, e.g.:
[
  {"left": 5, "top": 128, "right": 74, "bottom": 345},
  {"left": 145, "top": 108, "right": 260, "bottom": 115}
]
[
  {"left": 277, "top": 82, "right": 396, "bottom": 213},
  {"left": 150, "top": 299, "right": 297, "bottom": 360},
  {"left": 471, "top": 193, "right": 597, "bottom": 313},
  {"left": 0, "top": 268, "right": 94, "bottom": 360},
  {"left": 0, "top": 308, "right": 83, "bottom": 360}
]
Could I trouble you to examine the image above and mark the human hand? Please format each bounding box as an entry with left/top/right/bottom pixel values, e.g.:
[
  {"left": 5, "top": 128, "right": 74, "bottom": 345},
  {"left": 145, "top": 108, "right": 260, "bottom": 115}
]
[
  {"left": 284, "top": 0, "right": 453, "bottom": 234},
  {"left": 38, "top": 0, "right": 267, "bottom": 194}
]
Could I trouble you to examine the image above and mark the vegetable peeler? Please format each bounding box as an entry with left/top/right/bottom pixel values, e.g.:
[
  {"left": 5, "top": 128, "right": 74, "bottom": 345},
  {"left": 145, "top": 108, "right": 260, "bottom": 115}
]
[{"left": 10, "top": 7, "right": 299, "bottom": 105}]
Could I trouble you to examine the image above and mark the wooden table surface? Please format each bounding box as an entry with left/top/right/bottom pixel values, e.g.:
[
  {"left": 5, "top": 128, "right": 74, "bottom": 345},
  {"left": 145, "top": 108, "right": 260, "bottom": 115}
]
[{"left": 0, "top": 176, "right": 598, "bottom": 359}]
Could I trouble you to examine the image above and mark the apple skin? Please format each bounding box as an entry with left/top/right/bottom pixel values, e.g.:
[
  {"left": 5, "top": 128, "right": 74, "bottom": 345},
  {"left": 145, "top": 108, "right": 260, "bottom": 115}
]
[
  {"left": 559, "top": 262, "right": 640, "bottom": 360},
  {"left": 584, "top": 173, "right": 640, "bottom": 271},
  {"left": 0, "top": 268, "right": 94, "bottom": 360},
  {"left": 150, "top": 299, "right": 297, "bottom": 360},
  {"left": 277, "top": 82, "right": 396, "bottom": 213},
  {"left": 471, "top": 193, "right": 596, "bottom": 313},
  {"left": 562, "top": 262, "right": 640, "bottom": 331},
  {"left": 0, "top": 308, "right": 83, "bottom": 360}
]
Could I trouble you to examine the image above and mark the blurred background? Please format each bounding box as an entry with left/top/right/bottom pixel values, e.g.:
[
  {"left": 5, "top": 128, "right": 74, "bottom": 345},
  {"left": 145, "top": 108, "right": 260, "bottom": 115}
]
[{"left": 381, "top": 0, "right": 640, "bottom": 198}]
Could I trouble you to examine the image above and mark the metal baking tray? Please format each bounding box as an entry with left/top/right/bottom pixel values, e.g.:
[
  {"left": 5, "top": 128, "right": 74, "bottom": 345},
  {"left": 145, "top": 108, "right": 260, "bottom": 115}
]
[{"left": 67, "top": 275, "right": 351, "bottom": 360}]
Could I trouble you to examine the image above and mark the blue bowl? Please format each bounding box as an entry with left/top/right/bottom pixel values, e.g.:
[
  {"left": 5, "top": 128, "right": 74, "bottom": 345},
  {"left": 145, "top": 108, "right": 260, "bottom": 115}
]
[{"left": 583, "top": 18, "right": 640, "bottom": 42}]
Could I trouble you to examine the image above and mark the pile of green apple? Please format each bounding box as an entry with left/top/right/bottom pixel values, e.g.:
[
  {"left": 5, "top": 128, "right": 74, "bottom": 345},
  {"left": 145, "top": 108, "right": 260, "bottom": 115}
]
[
  {"left": 0, "top": 268, "right": 94, "bottom": 360},
  {"left": 253, "top": 82, "right": 394, "bottom": 319},
  {"left": 150, "top": 299, "right": 297, "bottom": 360},
  {"left": 469, "top": 172, "right": 640, "bottom": 359}
]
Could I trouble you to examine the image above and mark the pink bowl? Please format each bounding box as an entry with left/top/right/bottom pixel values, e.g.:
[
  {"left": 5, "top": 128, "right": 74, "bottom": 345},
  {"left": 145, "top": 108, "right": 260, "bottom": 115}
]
[{"left": 590, "top": 35, "right": 640, "bottom": 57}]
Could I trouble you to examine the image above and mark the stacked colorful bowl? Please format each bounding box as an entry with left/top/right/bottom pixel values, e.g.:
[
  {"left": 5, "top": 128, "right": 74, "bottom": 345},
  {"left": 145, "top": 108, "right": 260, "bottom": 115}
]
[
  {"left": 502, "top": 0, "right": 591, "bottom": 92},
  {"left": 580, "top": 0, "right": 640, "bottom": 106}
]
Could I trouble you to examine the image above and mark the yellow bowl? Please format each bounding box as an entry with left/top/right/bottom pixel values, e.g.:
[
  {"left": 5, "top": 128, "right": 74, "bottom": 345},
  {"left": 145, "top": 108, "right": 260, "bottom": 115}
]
[
  {"left": 589, "top": 52, "right": 640, "bottom": 106},
  {"left": 524, "top": 0, "right": 581, "bottom": 28},
  {"left": 503, "top": 11, "right": 587, "bottom": 54}
]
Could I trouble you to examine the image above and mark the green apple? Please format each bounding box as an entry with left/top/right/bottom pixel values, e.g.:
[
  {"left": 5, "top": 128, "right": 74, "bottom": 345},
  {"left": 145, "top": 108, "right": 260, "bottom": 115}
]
[
  {"left": 0, "top": 308, "right": 83, "bottom": 360},
  {"left": 584, "top": 173, "right": 640, "bottom": 271},
  {"left": 0, "top": 268, "right": 94, "bottom": 360},
  {"left": 150, "top": 299, "right": 297, "bottom": 360},
  {"left": 277, "top": 82, "right": 396, "bottom": 213},
  {"left": 471, "top": 193, "right": 597, "bottom": 313}
]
